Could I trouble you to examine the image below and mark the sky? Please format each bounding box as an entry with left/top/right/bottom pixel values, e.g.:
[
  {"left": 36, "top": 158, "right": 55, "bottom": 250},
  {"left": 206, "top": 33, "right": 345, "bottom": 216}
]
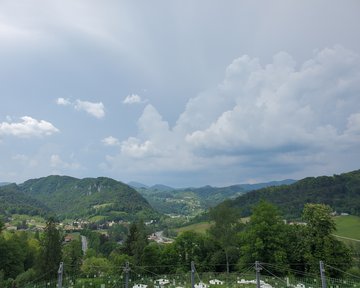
[{"left": 0, "top": 1, "right": 360, "bottom": 187}]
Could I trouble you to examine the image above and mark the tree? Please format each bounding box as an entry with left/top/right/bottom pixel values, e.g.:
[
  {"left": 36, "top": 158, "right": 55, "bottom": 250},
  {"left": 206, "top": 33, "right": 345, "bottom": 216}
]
[
  {"left": 303, "top": 203, "right": 335, "bottom": 237},
  {"left": 124, "top": 221, "right": 148, "bottom": 264},
  {"left": 81, "top": 256, "right": 112, "bottom": 277},
  {"left": 141, "top": 242, "right": 162, "bottom": 274},
  {"left": 302, "top": 203, "right": 352, "bottom": 276},
  {"left": 108, "top": 223, "right": 127, "bottom": 242},
  {"left": 285, "top": 224, "right": 308, "bottom": 274},
  {"left": 0, "top": 233, "right": 27, "bottom": 279},
  {"left": 238, "top": 201, "right": 288, "bottom": 274},
  {"left": 38, "top": 218, "right": 62, "bottom": 280},
  {"left": 174, "top": 231, "right": 209, "bottom": 271},
  {"left": 62, "top": 240, "right": 83, "bottom": 276},
  {"left": 109, "top": 250, "right": 132, "bottom": 275},
  {"left": 208, "top": 202, "right": 242, "bottom": 273}
]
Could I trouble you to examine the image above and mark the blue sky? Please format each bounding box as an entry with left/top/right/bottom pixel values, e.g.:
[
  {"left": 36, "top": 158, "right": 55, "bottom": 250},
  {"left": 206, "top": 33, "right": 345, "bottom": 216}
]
[{"left": 0, "top": 1, "right": 360, "bottom": 187}]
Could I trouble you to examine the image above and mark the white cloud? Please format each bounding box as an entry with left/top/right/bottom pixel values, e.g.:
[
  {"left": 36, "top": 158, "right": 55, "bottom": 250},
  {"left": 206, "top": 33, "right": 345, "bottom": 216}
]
[
  {"left": 75, "top": 100, "right": 105, "bottom": 118},
  {"left": 102, "top": 136, "right": 120, "bottom": 146},
  {"left": 104, "top": 46, "right": 360, "bottom": 183},
  {"left": 184, "top": 46, "right": 360, "bottom": 153},
  {"left": 50, "top": 154, "right": 81, "bottom": 170},
  {"left": 56, "top": 98, "right": 105, "bottom": 118},
  {"left": 56, "top": 97, "right": 71, "bottom": 106},
  {"left": 123, "top": 94, "right": 146, "bottom": 104},
  {"left": 121, "top": 138, "right": 154, "bottom": 158},
  {"left": 119, "top": 105, "right": 172, "bottom": 158},
  {"left": 0, "top": 116, "right": 59, "bottom": 138}
]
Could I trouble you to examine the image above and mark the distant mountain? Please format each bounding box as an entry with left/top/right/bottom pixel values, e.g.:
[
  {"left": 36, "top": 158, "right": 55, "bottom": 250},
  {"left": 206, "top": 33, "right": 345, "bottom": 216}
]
[
  {"left": 128, "top": 181, "right": 149, "bottom": 189},
  {"left": 185, "top": 179, "right": 297, "bottom": 205},
  {"left": 0, "top": 183, "right": 51, "bottom": 217},
  {"left": 19, "top": 175, "right": 157, "bottom": 220},
  {"left": 150, "top": 184, "right": 176, "bottom": 192},
  {"left": 134, "top": 179, "right": 296, "bottom": 216},
  {"left": 0, "top": 182, "right": 11, "bottom": 187},
  {"left": 224, "top": 169, "right": 360, "bottom": 219}
]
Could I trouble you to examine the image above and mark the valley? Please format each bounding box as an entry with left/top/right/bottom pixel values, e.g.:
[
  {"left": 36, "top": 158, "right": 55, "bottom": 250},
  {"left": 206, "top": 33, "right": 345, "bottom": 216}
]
[{"left": 1, "top": 169, "right": 360, "bottom": 288}]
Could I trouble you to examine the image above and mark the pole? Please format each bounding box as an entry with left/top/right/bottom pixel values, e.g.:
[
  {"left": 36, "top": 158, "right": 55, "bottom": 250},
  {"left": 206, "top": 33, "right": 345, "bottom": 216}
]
[
  {"left": 320, "top": 261, "right": 327, "bottom": 288},
  {"left": 191, "top": 261, "right": 195, "bottom": 288},
  {"left": 255, "top": 261, "right": 261, "bottom": 288},
  {"left": 225, "top": 250, "right": 229, "bottom": 274},
  {"left": 124, "top": 261, "right": 130, "bottom": 288},
  {"left": 57, "top": 262, "right": 63, "bottom": 288}
]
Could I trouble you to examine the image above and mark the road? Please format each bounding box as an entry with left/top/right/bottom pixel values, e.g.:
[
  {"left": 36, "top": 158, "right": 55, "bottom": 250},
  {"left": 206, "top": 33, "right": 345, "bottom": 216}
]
[
  {"left": 81, "top": 235, "right": 88, "bottom": 253},
  {"left": 333, "top": 234, "right": 360, "bottom": 242}
]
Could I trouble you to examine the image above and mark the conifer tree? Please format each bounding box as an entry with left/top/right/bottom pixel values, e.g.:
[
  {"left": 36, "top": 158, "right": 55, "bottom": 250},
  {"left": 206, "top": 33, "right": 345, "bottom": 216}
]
[{"left": 38, "top": 217, "right": 62, "bottom": 280}]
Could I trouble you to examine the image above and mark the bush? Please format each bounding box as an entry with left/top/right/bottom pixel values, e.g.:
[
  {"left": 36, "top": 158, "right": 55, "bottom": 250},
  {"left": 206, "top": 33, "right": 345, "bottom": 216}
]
[{"left": 15, "top": 268, "right": 37, "bottom": 287}]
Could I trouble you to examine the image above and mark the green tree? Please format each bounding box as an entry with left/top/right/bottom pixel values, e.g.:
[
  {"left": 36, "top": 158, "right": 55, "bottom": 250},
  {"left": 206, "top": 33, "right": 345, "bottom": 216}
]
[
  {"left": 38, "top": 218, "right": 62, "bottom": 280},
  {"left": 124, "top": 221, "right": 148, "bottom": 264},
  {"left": 238, "top": 201, "right": 288, "bottom": 274},
  {"left": 0, "top": 233, "right": 27, "bottom": 279},
  {"left": 174, "top": 231, "right": 210, "bottom": 271},
  {"left": 141, "top": 242, "right": 162, "bottom": 274},
  {"left": 81, "top": 256, "right": 112, "bottom": 277},
  {"left": 109, "top": 250, "right": 132, "bottom": 275},
  {"left": 108, "top": 224, "right": 127, "bottom": 242},
  {"left": 159, "top": 243, "right": 179, "bottom": 274},
  {"left": 208, "top": 202, "right": 242, "bottom": 272},
  {"left": 62, "top": 239, "right": 83, "bottom": 276},
  {"left": 302, "top": 203, "right": 352, "bottom": 277},
  {"left": 15, "top": 268, "right": 37, "bottom": 287},
  {"left": 285, "top": 224, "right": 308, "bottom": 274}
]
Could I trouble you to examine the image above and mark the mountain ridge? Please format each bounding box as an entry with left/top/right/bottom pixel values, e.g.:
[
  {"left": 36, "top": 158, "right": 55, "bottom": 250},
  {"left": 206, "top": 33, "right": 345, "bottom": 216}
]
[
  {"left": 0, "top": 175, "right": 157, "bottom": 221},
  {"left": 0, "top": 183, "right": 51, "bottom": 217},
  {"left": 133, "top": 179, "right": 297, "bottom": 215},
  {"left": 223, "top": 169, "right": 360, "bottom": 219}
]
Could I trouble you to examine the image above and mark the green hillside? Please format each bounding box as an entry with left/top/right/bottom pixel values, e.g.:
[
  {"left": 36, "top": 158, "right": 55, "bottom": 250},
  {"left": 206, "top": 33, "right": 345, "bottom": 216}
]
[
  {"left": 134, "top": 179, "right": 295, "bottom": 216},
  {"left": 334, "top": 215, "right": 360, "bottom": 240},
  {"left": 19, "top": 175, "right": 157, "bottom": 220},
  {"left": 175, "top": 221, "right": 212, "bottom": 234},
  {"left": 226, "top": 169, "right": 360, "bottom": 219},
  {"left": 0, "top": 183, "right": 51, "bottom": 217}
]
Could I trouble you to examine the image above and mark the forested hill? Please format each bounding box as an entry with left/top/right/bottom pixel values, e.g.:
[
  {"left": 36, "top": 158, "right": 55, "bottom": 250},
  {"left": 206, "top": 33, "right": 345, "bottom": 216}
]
[
  {"left": 226, "top": 169, "right": 360, "bottom": 219},
  {"left": 0, "top": 183, "right": 51, "bottom": 217},
  {"left": 182, "top": 179, "right": 296, "bottom": 205},
  {"left": 18, "top": 175, "right": 157, "bottom": 220},
  {"left": 133, "top": 179, "right": 296, "bottom": 215}
]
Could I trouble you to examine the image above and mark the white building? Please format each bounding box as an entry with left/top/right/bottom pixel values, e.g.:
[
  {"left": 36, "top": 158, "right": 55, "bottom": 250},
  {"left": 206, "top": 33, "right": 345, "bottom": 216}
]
[
  {"left": 209, "top": 279, "right": 224, "bottom": 285},
  {"left": 156, "top": 278, "right": 170, "bottom": 285},
  {"left": 195, "top": 282, "right": 208, "bottom": 288}
]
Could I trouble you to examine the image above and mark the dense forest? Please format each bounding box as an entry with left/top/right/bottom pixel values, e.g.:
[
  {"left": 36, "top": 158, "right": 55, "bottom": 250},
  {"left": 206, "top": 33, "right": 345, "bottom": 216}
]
[
  {"left": 0, "top": 176, "right": 158, "bottom": 221},
  {"left": 0, "top": 184, "right": 51, "bottom": 217},
  {"left": 1, "top": 170, "right": 360, "bottom": 287},
  {"left": 1, "top": 202, "right": 359, "bottom": 288},
  {"left": 225, "top": 169, "right": 360, "bottom": 219},
  {"left": 134, "top": 179, "right": 295, "bottom": 215}
]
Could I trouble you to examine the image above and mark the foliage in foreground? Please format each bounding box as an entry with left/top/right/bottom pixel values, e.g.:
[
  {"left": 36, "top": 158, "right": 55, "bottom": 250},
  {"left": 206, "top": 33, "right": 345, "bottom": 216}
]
[{"left": 0, "top": 203, "right": 358, "bottom": 288}]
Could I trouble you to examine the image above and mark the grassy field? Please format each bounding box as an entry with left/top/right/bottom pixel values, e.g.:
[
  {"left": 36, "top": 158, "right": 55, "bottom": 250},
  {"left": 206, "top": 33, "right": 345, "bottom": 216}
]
[
  {"left": 175, "top": 221, "right": 212, "bottom": 234},
  {"left": 8, "top": 214, "right": 46, "bottom": 228},
  {"left": 175, "top": 215, "right": 360, "bottom": 240},
  {"left": 175, "top": 218, "right": 250, "bottom": 235},
  {"left": 334, "top": 215, "right": 360, "bottom": 240}
]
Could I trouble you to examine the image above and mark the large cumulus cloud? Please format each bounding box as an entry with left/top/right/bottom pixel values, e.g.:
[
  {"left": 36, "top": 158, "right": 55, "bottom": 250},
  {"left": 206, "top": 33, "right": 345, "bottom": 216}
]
[{"left": 105, "top": 46, "right": 360, "bottom": 184}]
